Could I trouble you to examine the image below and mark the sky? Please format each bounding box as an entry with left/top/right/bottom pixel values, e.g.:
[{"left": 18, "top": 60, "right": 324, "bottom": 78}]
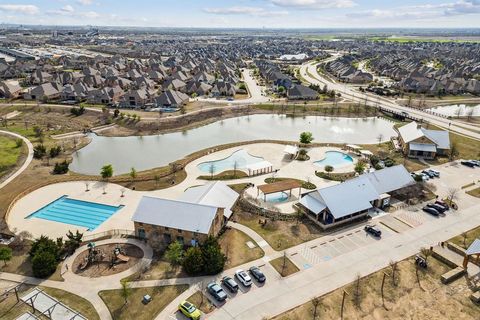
[{"left": 0, "top": 0, "right": 480, "bottom": 28}]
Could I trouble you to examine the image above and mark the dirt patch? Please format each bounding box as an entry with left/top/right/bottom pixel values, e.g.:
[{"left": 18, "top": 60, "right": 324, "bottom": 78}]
[{"left": 72, "top": 243, "right": 143, "bottom": 277}]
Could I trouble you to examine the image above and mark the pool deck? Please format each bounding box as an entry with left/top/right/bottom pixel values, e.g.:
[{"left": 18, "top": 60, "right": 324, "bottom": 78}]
[{"left": 8, "top": 143, "right": 359, "bottom": 238}]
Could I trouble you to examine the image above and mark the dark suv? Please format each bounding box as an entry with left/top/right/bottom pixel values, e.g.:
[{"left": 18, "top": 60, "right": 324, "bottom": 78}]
[
  {"left": 364, "top": 225, "right": 382, "bottom": 237},
  {"left": 249, "top": 266, "right": 266, "bottom": 283},
  {"left": 221, "top": 276, "right": 239, "bottom": 293},
  {"left": 207, "top": 282, "right": 227, "bottom": 301}
]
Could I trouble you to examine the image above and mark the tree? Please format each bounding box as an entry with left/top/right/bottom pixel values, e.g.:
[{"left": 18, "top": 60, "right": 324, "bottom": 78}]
[
  {"left": 446, "top": 187, "right": 459, "bottom": 205},
  {"left": 165, "top": 241, "right": 184, "bottom": 267},
  {"left": 31, "top": 251, "right": 57, "bottom": 278},
  {"left": 324, "top": 165, "right": 334, "bottom": 176},
  {"left": 300, "top": 131, "right": 314, "bottom": 144},
  {"left": 49, "top": 146, "right": 61, "bottom": 158},
  {"left": 377, "top": 134, "right": 384, "bottom": 145},
  {"left": 183, "top": 246, "right": 204, "bottom": 275},
  {"left": 64, "top": 230, "right": 83, "bottom": 254},
  {"left": 202, "top": 236, "right": 226, "bottom": 275},
  {"left": 420, "top": 247, "right": 432, "bottom": 263},
  {"left": 30, "top": 235, "right": 60, "bottom": 259},
  {"left": 129, "top": 167, "right": 137, "bottom": 183},
  {"left": 209, "top": 163, "right": 215, "bottom": 179},
  {"left": 233, "top": 161, "right": 239, "bottom": 178},
  {"left": 33, "top": 126, "right": 44, "bottom": 140},
  {"left": 353, "top": 273, "right": 362, "bottom": 307},
  {"left": 389, "top": 260, "right": 399, "bottom": 286},
  {"left": 100, "top": 164, "right": 113, "bottom": 180},
  {"left": 449, "top": 142, "right": 459, "bottom": 160},
  {"left": 354, "top": 161, "right": 366, "bottom": 175},
  {"left": 311, "top": 296, "right": 321, "bottom": 320},
  {"left": 53, "top": 161, "right": 69, "bottom": 174},
  {"left": 33, "top": 144, "right": 47, "bottom": 159},
  {"left": 0, "top": 246, "right": 12, "bottom": 266},
  {"left": 120, "top": 279, "right": 132, "bottom": 306}
]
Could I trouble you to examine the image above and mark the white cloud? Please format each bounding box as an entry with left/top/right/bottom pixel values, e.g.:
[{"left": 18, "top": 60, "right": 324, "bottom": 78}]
[
  {"left": 77, "top": 0, "right": 94, "bottom": 5},
  {"left": 204, "top": 6, "right": 288, "bottom": 17},
  {"left": 61, "top": 5, "right": 75, "bottom": 14},
  {"left": 0, "top": 4, "right": 39, "bottom": 15},
  {"left": 270, "top": 0, "right": 356, "bottom": 9}
]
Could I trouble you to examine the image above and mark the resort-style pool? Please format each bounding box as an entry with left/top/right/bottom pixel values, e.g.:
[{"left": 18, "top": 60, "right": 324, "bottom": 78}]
[
  {"left": 427, "top": 104, "right": 480, "bottom": 117},
  {"left": 70, "top": 115, "right": 396, "bottom": 175},
  {"left": 315, "top": 151, "right": 354, "bottom": 168},
  {"left": 264, "top": 191, "right": 290, "bottom": 203},
  {"left": 197, "top": 149, "right": 264, "bottom": 173},
  {"left": 27, "top": 196, "right": 124, "bottom": 230}
]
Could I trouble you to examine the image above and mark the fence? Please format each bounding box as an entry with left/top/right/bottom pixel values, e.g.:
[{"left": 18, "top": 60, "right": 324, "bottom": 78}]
[{"left": 81, "top": 229, "right": 136, "bottom": 243}]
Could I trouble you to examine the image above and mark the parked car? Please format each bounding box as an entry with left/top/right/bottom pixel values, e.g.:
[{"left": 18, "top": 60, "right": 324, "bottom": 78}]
[
  {"left": 421, "top": 173, "right": 430, "bottom": 181},
  {"left": 364, "top": 225, "right": 382, "bottom": 237},
  {"left": 222, "top": 276, "right": 239, "bottom": 293},
  {"left": 461, "top": 160, "right": 476, "bottom": 168},
  {"left": 435, "top": 200, "right": 449, "bottom": 210},
  {"left": 429, "top": 169, "right": 440, "bottom": 177},
  {"left": 427, "top": 203, "right": 446, "bottom": 213},
  {"left": 422, "top": 206, "right": 440, "bottom": 216},
  {"left": 469, "top": 160, "right": 480, "bottom": 166},
  {"left": 249, "top": 266, "right": 266, "bottom": 283},
  {"left": 422, "top": 170, "right": 436, "bottom": 178},
  {"left": 235, "top": 269, "right": 252, "bottom": 287},
  {"left": 178, "top": 300, "right": 202, "bottom": 320},
  {"left": 414, "top": 255, "right": 428, "bottom": 268},
  {"left": 207, "top": 282, "right": 227, "bottom": 302}
]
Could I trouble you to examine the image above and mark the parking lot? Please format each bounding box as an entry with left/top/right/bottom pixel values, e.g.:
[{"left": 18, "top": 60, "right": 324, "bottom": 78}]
[
  {"left": 169, "top": 263, "right": 279, "bottom": 320},
  {"left": 288, "top": 223, "right": 396, "bottom": 270}
]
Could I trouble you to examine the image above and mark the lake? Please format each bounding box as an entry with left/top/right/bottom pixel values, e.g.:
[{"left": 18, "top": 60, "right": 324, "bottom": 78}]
[{"left": 70, "top": 114, "right": 397, "bottom": 175}]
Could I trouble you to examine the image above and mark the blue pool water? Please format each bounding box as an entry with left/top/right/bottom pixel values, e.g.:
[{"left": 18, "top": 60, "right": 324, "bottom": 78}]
[
  {"left": 315, "top": 151, "right": 354, "bottom": 168},
  {"left": 27, "top": 196, "right": 124, "bottom": 230},
  {"left": 197, "top": 149, "right": 265, "bottom": 173},
  {"left": 264, "top": 192, "right": 289, "bottom": 203}
]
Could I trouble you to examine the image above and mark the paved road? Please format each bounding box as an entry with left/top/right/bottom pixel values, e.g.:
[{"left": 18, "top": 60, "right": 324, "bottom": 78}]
[
  {"left": 196, "top": 68, "right": 273, "bottom": 105},
  {"left": 299, "top": 59, "right": 480, "bottom": 141},
  {"left": 0, "top": 130, "right": 33, "bottom": 190}
]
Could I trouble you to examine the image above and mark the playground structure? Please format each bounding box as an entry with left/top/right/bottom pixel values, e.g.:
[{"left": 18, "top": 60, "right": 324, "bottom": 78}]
[
  {"left": 79, "top": 242, "right": 106, "bottom": 270},
  {"left": 111, "top": 244, "right": 130, "bottom": 267}
]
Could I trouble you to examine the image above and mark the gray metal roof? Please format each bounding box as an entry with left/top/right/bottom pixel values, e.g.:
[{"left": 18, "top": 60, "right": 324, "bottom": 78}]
[
  {"left": 179, "top": 181, "right": 239, "bottom": 219},
  {"left": 409, "top": 143, "right": 437, "bottom": 152},
  {"left": 132, "top": 196, "right": 218, "bottom": 234},
  {"left": 466, "top": 239, "right": 480, "bottom": 255},
  {"left": 422, "top": 129, "right": 451, "bottom": 150},
  {"left": 364, "top": 165, "right": 415, "bottom": 194},
  {"left": 300, "top": 165, "right": 414, "bottom": 219}
]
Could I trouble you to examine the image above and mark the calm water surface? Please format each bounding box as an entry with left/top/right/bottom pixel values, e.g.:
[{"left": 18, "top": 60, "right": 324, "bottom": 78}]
[{"left": 70, "top": 114, "right": 396, "bottom": 175}]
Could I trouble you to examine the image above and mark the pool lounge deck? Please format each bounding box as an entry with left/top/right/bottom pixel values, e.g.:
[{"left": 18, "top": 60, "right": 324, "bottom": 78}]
[{"left": 8, "top": 143, "right": 356, "bottom": 238}]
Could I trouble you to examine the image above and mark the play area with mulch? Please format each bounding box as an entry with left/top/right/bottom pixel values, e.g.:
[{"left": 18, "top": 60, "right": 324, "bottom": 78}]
[{"left": 72, "top": 243, "right": 144, "bottom": 277}]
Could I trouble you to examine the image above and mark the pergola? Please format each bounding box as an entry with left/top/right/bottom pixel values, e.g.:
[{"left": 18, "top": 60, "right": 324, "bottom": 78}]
[
  {"left": 345, "top": 144, "right": 361, "bottom": 152},
  {"left": 463, "top": 238, "right": 480, "bottom": 268},
  {"left": 257, "top": 180, "right": 303, "bottom": 201},
  {"left": 246, "top": 161, "right": 273, "bottom": 176}
]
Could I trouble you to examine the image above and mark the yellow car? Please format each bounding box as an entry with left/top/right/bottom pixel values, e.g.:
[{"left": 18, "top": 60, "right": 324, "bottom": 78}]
[{"left": 178, "top": 300, "right": 202, "bottom": 320}]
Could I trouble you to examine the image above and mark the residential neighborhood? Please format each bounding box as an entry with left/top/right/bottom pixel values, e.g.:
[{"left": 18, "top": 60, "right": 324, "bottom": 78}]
[{"left": 1, "top": 3, "right": 480, "bottom": 320}]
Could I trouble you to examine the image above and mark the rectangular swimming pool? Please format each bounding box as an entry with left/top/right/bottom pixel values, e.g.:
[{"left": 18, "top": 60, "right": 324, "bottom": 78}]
[{"left": 27, "top": 195, "right": 124, "bottom": 231}]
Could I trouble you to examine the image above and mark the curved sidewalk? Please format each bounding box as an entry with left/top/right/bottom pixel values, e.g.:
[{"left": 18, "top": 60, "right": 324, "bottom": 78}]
[{"left": 0, "top": 130, "right": 33, "bottom": 190}]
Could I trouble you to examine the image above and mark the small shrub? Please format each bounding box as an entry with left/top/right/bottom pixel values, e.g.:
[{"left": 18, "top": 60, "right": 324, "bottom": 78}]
[
  {"left": 53, "top": 161, "right": 69, "bottom": 174},
  {"left": 33, "top": 144, "right": 47, "bottom": 159}
]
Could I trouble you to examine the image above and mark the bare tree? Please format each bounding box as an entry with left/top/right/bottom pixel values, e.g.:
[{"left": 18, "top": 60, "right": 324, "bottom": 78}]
[
  {"left": 281, "top": 251, "right": 287, "bottom": 277},
  {"left": 389, "top": 260, "right": 399, "bottom": 286},
  {"left": 233, "top": 160, "right": 239, "bottom": 178},
  {"left": 446, "top": 187, "right": 459, "bottom": 205},
  {"left": 85, "top": 182, "right": 90, "bottom": 192},
  {"left": 353, "top": 273, "right": 362, "bottom": 307},
  {"left": 377, "top": 133, "right": 384, "bottom": 145},
  {"left": 454, "top": 107, "right": 462, "bottom": 118},
  {"left": 341, "top": 290, "right": 349, "bottom": 320},
  {"left": 209, "top": 163, "right": 215, "bottom": 179},
  {"left": 381, "top": 272, "right": 388, "bottom": 309},
  {"left": 311, "top": 296, "right": 321, "bottom": 320},
  {"left": 461, "top": 232, "right": 468, "bottom": 248},
  {"left": 420, "top": 247, "right": 432, "bottom": 263},
  {"left": 466, "top": 107, "right": 474, "bottom": 122}
]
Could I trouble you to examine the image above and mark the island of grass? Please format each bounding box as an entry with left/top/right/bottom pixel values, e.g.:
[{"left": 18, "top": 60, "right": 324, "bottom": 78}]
[
  {"left": 99, "top": 285, "right": 188, "bottom": 320},
  {"left": 270, "top": 256, "right": 300, "bottom": 277},
  {"left": 198, "top": 169, "right": 248, "bottom": 180},
  {"left": 0, "top": 134, "right": 26, "bottom": 180}
]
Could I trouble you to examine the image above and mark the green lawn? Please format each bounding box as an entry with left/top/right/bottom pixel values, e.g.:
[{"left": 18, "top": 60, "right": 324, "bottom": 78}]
[
  {"left": 450, "top": 226, "right": 480, "bottom": 249},
  {"left": 99, "top": 285, "right": 188, "bottom": 320},
  {"left": 186, "top": 291, "right": 215, "bottom": 314},
  {"left": 0, "top": 135, "right": 25, "bottom": 179}
]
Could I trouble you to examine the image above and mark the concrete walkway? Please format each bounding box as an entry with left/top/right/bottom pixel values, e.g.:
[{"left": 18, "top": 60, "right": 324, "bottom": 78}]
[
  {"left": 227, "top": 221, "right": 276, "bottom": 256},
  {"left": 0, "top": 130, "right": 33, "bottom": 190}
]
